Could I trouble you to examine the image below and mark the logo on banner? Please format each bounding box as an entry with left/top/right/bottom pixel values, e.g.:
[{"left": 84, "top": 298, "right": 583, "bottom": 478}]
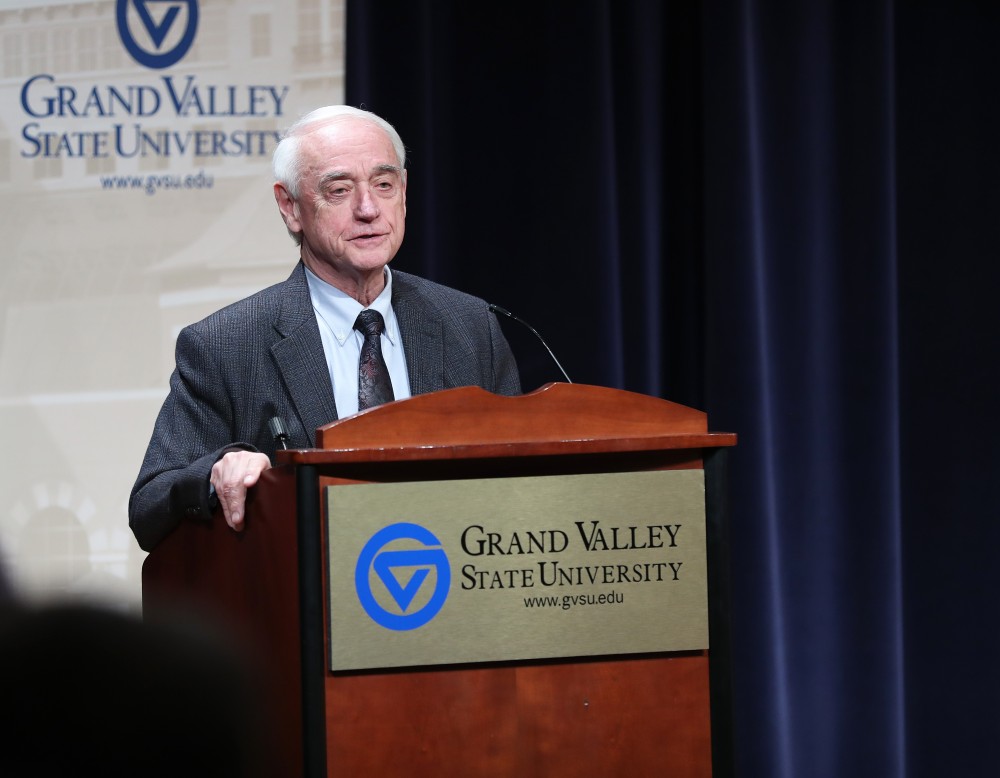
[
  {"left": 355, "top": 523, "right": 451, "bottom": 631},
  {"left": 117, "top": 0, "right": 199, "bottom": 69}
]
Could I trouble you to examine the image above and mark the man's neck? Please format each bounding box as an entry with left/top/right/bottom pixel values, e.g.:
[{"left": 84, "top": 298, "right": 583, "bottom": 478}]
[{"left": 301, "top": 257, "right": 387, "bottom": 306}]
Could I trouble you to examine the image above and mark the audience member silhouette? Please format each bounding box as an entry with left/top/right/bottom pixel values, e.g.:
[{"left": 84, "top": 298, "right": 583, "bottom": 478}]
[{"left": 0, "top": 600, "right": 269, "bottom": 777}]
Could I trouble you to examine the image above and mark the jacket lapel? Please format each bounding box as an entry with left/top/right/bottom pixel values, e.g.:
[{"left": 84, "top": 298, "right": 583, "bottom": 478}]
[
  {"left": 270, "top": 263, "right": 339, "bottom": 444},
  {"left": 393, "top": 271, "right": 444, "bottom": 396}
]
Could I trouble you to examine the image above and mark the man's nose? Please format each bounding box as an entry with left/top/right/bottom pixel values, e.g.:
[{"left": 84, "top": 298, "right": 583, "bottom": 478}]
[{"left": 354, "top": 186, "right": 380, "bottom": 220}]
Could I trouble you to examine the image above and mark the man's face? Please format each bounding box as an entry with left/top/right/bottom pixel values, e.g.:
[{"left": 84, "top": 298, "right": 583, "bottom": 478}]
[{"left": 276, "top": 117, "right": 406, "bottom": 294}]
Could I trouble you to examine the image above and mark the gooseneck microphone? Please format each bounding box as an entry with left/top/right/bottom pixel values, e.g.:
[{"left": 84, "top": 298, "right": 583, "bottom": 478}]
[
  {"left": 488, "top": 303, "right": 573, "bottom": 384},
  {"left": 268, "top": 416, "right": 290, "bottom": 450}
]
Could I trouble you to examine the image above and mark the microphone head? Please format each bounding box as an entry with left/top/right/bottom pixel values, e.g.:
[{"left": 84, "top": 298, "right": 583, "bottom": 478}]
[{"left": 268, "top": 416, "right": 288, "bottom": 440}]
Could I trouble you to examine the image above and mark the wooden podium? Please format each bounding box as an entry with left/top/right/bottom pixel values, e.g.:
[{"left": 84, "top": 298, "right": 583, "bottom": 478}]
[{"left": 142, "top": 383, "right": 736, "bottom": 777}]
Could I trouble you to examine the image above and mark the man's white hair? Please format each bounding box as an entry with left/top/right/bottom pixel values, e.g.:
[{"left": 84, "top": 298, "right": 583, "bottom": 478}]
[{"left": 272, "top": 105, "right": 407, "bottom": 199}]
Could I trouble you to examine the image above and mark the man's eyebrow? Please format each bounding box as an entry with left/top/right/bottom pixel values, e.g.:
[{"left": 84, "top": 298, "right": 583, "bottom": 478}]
[
  {"left": 318, "top": 170, "right": 352, "bottom": 187},
  {"left": 371, "top": 163, "right": 402, "bottom": 177},
  {"left": 317, "top": 165, "right": 401, "bottom": 188}
]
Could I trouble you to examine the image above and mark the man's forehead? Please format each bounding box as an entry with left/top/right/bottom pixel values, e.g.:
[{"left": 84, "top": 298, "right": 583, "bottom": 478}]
[{"left": 302, "top": 117, "right": 396, "bottom": 157}]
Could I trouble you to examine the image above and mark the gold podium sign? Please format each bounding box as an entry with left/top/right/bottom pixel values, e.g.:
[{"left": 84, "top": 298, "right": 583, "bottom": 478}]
[{"left": 325, "top": 469, "right": 707, "bottom": 671}]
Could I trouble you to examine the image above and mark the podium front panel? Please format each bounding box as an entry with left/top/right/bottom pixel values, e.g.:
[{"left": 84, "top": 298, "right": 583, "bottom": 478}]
[{"left": 325, "top": 469, "right": 708, "bottom": 671}]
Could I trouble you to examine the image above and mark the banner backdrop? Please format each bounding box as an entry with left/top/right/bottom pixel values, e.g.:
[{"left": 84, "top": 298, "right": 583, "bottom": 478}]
[{"left": 0, "top": 0, "right": 346, "bottom": 607}]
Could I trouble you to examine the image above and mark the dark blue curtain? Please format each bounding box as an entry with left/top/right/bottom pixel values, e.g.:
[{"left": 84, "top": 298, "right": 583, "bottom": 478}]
[{"left": 345, "top": 1, "right": 1000, "bottom": 775}]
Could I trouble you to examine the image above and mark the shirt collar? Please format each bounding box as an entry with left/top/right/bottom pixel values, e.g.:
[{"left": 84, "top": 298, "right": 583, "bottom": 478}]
[{"left": 304, "top": 264, "right": 399, "bottom": 346}]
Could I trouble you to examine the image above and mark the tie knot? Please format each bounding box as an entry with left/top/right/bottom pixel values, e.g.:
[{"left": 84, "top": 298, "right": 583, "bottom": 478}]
[{"left": 354, "top": 309, "right": 385, "bottom": 338}]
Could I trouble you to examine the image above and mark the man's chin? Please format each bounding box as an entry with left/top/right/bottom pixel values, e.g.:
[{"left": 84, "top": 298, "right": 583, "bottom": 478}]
[
  {"left": 345, "top": 244, "right": 397, "bottom": 269},
  {"left": 347, "top": 253, "right": 393, "bottom": 273}
]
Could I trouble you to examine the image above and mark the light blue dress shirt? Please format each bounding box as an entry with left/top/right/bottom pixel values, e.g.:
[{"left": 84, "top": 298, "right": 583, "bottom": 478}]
[{"left": 304, "top": 264, "right": 412, "bottom": 417}]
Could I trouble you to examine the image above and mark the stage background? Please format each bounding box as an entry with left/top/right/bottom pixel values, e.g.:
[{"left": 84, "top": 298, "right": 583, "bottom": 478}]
[
  {"left": 0, "top": 0, "right": 345, "bottom": 607},
  {"left": 344, "top": 1, "right": 1000, "bottom": 777}
]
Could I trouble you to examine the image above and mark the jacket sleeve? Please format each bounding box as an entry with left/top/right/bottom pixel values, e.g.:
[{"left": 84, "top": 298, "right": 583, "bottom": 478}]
[
  {"left": 128, "top": 325, "right": 257, "bottom": 552},
  {"left": 488, "top": 307, "right": 522, "bottom": 396}
]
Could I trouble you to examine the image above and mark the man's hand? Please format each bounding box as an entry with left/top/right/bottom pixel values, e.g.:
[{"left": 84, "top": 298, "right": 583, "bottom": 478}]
[{"left": 210, "top": 451, "right": 272, "bottom": 533}]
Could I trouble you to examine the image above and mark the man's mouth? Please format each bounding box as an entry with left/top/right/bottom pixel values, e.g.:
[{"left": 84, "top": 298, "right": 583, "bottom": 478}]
[{"left": 350, "top": 232, "right": 386, "bottom": 243}]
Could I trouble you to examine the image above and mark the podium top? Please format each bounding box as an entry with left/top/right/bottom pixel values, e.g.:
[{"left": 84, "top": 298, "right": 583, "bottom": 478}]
[{"left": 277, "top": 383, "right": 736, "bottom": 465}]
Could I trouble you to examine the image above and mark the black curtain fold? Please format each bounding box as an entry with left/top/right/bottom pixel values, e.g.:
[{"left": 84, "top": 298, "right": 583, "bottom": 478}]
[
  {"left": 345, "top": 1, "right": 1000, "bottom": 775},
  {"left": 345, "top": 1, "right": 702, "bottom": 399},
  {"left": 704, "top": 4, "right": 906, "bottom": 772},
  {"left": 895, "top": 5, "right": 1000, "bottom": 776}
]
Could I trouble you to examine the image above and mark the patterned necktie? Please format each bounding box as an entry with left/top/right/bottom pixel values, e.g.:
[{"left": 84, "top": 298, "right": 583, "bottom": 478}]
[{"left": 354, "top": 309, "right": 395, "bottom": 411}]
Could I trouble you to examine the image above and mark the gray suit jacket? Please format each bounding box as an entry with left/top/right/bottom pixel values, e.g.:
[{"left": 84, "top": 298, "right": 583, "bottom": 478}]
[{"left": 129, "top": 262, "right": 521, "bottom": 551}]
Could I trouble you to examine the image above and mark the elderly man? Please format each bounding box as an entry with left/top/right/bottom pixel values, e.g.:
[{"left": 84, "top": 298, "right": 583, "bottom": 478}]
[{"left": 129, "top": 106, "right": 521, "bottom": 552}]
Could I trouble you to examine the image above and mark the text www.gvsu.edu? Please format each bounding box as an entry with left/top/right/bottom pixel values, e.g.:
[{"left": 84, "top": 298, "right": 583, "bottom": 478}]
[
  {"left": 523, "top": 591, "right": 624, "bottom": 610},
  {"left": 99, "top": 170, "right": 214, "bottom": 196}
]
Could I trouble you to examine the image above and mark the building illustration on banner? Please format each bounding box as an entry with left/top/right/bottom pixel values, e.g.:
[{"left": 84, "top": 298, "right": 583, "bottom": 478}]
[{"left": 0, "top": 0, "right": 346, "bottom": 606}]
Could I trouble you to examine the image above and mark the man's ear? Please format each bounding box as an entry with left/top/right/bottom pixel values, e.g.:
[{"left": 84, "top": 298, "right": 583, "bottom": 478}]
[{"left": 274, "top": 183, "right": 300, "bottom": 231}]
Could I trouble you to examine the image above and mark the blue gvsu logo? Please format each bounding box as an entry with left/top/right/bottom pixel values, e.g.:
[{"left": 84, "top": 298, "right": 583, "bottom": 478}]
[
  {"left": 116, "top": 0, "right": 199, "bottom": 70},
  {"left": 355, "top": 523, "right": 451, "bottom": 631}
]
